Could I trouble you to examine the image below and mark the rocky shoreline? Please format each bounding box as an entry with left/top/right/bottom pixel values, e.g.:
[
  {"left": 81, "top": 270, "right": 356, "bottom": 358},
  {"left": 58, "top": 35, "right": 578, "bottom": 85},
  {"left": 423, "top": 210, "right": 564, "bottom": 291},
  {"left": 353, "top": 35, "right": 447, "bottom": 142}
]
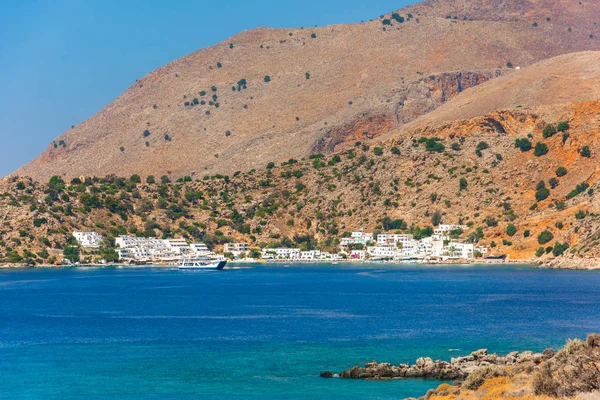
[
  {"left": 320, "top": 348, "right": 553, "bottom": 381},
  {"left": 541, "top": 257, "right": 600, "bottom": 270}
]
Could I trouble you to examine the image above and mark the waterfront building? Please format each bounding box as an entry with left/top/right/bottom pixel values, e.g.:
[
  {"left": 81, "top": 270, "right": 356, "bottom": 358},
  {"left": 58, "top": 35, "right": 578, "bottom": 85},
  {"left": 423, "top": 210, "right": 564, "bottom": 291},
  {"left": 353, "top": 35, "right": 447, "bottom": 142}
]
[
  {"left": 224, "top": 243, "right": 250, "bottom": 256},
  {"left": 73, "top": 231, "right": 103, "bottom": 249}
]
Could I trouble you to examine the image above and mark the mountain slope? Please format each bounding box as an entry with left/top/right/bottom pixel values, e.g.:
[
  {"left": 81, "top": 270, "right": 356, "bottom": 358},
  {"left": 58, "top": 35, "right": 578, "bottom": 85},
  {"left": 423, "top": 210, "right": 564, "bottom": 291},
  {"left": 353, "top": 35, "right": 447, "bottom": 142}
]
[
  {"left": 3, "top": 97, "right": 600, "bottom": 265},
  {"left": 396, "top": 51, "right": 600, "bottom": 134},
  {"left": 14, "top": 0, "right": 600, "bottom": 181}
]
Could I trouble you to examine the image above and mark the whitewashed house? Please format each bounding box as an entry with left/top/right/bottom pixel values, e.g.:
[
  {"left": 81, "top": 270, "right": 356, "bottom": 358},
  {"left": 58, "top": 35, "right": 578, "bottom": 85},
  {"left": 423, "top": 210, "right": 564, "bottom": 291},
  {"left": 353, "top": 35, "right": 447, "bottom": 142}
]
[{"left": 73, "top": 231, "right": 103, "bottom": 249}]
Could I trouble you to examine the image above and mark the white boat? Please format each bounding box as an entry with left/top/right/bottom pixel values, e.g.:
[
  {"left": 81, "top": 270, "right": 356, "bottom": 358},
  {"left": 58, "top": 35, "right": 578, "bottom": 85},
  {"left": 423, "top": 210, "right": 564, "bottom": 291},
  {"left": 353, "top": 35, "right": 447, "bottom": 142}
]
[{"left": 179, "top": 258, "right": 227, "bottom": 270}]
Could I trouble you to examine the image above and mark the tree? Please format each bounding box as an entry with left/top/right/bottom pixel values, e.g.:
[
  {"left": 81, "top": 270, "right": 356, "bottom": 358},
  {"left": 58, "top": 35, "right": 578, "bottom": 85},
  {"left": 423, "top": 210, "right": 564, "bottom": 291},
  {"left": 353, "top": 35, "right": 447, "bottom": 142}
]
[
  {"left": 556, "top": 121, "right": 570, "bottom": 132},
  {"left": 431, "top": 211, "right": 442, "bottom": 227},
  {"left": 63, "top": 247, "right": 80, "bottom": 263},
  {"left": 556, "top": 167, "right": 568, "bottom": 177},
  {"left": 515, "top": 138, "right": 532, "bottom": 152},
  {"left": 506, "top": 224, "right": 517, "bottom": 237},
  {"left": 391, "top": 146, "right": 401, "bottom": 155},
  {"left": 146, "top": 175, "right": 156, "bottom": 184},
  {"left": 542, "top": 125, "right": 557, "bottom": 138},
  {"left": 459, "top": 178, "right": 468, "bottom": 191},
  {"left": 537, "top": 230, "right": 554, "bottom": 245},
  {"left": 266, "top": 162, "right": 275, "bottom": 170},
  {"left": 130, "top": 174, "right": 141, "bottom": 184},
  {"left": 534, "top": 143, "right": 548, "bottom": 156},
  {"left": 535, "top": 247, "right": 545, "bottom": 257},
  {"left": 476, "top": 141, "right": 489, "bottom": 151},
  {"left": 264, "top": 75, "right": 271, "bottom": 83},
  {"left": 373, "top": 147, "right": 383, "bottom": 156},
  {"left": 535, "top": 188, "right": 550, "bottom": 202},
  {"left": 581, "top": 146, "right": 591, "bottom": 158},
  {"left": 552, "top": 243, "right": 569, "bottom": 257}
]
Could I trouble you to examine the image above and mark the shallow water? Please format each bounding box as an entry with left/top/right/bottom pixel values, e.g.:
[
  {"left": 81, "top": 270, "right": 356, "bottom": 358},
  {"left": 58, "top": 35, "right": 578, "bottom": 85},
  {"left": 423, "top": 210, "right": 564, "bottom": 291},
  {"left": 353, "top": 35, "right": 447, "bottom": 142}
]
[{"left": 1, "top": 264, "right": 599, "bottom": 399}]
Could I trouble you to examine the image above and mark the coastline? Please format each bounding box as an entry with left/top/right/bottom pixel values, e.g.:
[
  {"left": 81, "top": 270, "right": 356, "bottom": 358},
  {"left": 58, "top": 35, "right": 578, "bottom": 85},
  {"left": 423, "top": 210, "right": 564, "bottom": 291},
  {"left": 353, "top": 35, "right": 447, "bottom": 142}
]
[{"left": 2, "top": 258, "right": 599, "bottom": 270}]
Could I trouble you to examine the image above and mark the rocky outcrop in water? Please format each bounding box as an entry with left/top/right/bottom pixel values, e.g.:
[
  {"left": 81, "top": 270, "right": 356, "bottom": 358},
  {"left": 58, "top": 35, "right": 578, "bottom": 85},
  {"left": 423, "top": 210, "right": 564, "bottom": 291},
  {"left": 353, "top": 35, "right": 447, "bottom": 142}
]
[{"left": 321, "top": 349, "right": 550, "bottom": 381}]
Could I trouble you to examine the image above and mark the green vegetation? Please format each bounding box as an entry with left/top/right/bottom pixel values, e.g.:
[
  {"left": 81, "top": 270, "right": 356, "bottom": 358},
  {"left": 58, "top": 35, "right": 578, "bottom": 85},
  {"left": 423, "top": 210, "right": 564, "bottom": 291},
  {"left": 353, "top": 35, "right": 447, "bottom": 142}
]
[
  {"left": 538, "top": 230, "right": 554, "bottom": 245},
  {"left": 581, "top": 146, "right": 591, "bottom": 158},
  {"left": 567, "top": 183, "right": 590, "bottom": 200},
  {"left": 542, "top": 125, "right": 557, "bottom": 138},
  {"left": 515, "top": 138, "right": 532, "bottom": 152},
  {"left": 556, "top": 167, "right": 568, "bottom": 177},
  {"left": 534, "top": 143, "right": 549, "bottom": 157},
  {"left": 506, "top": 224, "right": 517, "bottom": 237},
  {"left": 556, "top": 121, "right": 570, "bottom": 132}
]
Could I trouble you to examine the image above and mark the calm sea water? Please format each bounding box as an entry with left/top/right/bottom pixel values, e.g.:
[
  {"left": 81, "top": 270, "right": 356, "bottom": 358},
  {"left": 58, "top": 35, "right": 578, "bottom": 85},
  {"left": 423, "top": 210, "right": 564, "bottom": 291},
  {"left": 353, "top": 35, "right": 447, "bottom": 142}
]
[{"left": 1, "top": 264, "right": 600, "bottom": 399}]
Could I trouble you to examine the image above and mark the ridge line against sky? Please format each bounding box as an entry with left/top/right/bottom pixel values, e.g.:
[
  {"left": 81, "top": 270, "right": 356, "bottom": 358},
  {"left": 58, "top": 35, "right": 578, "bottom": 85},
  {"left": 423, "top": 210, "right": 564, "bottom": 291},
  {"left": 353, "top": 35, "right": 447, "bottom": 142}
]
[{"left": 0, "top": 0, "right": 417, "bottom": 177}]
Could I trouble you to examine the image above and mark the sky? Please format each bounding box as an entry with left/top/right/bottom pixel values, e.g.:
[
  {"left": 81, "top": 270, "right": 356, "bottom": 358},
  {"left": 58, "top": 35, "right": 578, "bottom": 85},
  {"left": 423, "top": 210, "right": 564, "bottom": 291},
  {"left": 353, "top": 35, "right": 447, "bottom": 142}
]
[{"left": 0, "top": 0, "right": 417, "bottom": 177}]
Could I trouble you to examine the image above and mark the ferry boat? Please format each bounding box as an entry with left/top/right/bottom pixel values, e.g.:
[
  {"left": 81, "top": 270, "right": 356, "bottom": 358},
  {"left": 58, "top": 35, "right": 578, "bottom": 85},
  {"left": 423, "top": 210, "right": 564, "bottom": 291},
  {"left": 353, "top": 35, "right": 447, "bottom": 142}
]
[{"left": 179, "top": 257, "right": 227, "bottom": 270}]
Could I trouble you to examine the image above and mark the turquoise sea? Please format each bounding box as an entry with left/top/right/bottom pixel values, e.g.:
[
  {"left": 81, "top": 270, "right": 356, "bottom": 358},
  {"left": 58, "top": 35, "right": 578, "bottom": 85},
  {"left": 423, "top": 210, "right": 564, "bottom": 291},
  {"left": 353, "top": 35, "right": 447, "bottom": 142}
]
[{"left": 1, "top": 264, "right": 600, "bottom": 399}]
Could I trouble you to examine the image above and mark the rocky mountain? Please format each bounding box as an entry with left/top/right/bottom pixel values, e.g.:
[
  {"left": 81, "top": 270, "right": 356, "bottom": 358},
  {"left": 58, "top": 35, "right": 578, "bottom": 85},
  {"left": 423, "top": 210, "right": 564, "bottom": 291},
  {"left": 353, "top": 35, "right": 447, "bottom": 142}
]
[
  {"left": 2, "top": 90, "right": 600, "bottom": 264},
  {"left": 13, "top": 0, "right": 600, "bottom": 181}
]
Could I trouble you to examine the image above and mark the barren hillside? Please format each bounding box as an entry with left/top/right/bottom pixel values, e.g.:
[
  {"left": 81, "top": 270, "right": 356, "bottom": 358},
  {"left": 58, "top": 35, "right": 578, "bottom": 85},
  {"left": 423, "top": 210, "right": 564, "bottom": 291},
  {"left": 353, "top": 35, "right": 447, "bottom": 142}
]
[
  {"left": 394, "top": 51, "right": 600, "bottom": 134},
  {"left": 3, "top": 97, "right": 600, "bottom": 265},
  {"left": 14, "top": 0, "right": 600, "bottom": 181}
]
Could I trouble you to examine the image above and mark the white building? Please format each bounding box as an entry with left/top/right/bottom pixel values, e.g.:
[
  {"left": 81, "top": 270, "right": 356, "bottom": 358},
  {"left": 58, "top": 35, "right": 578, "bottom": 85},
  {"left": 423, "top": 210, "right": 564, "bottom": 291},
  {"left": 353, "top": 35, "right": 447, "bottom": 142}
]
[
  {"left": 73, "top": 231, "right": 103, "bottom": 249},
  {"left": 434, "top": 225, "right": 468, "bottom": 235},
  {"left": 261, "top": 248, "right": 301, "bottom": 260},
  {"left": 165, "top": 239, "right": 192, "bottom": 254},
  {"left": 340, "top": 231, "right": 374, "bottom": 249},
  {"left": 224, "top": 243, "right": 250, "bottom": 256}
]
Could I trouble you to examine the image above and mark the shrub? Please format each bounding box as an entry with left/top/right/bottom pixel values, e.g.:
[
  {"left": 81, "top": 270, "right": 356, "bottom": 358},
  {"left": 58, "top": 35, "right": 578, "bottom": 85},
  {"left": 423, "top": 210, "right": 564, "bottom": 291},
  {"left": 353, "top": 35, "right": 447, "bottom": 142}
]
[
  {"left": 459, "top": 178, "right": 468, "bottom": 191},
  {"left": 431, "top": 211, "right": 442, "bottom": 226},
  {"left": 373, "top": 147, "right": 383, "bottom": 156},
  {"left": 311, "top": 33, "right": 317, "bottom": 39},
  {"left": 63, "top": 246, "right": 80, "bottom": 263},
  {"left": 382, "top": 19, "right": 391, "bottom": 25},
  {"left": 305, "top": 72, "right": 310, "bottom": 80},
  {"left": 143, "top": 129, "right": 151, "bottom": 137},
  {"left": 542, "top": 125, "right": 557, "bottom": 138},
  {"left": 575, "top": 210, "right": 587, "bottom": 220},
  {"left": 534, "top": 142, "right": 548, "bottom": 156},
  {"left": 120, "top": 146, "right": 125, "bottom": 152},
  {"left": 567, "top": 182, "right": 590, "bottom": 200},
  {"left": 538, "top": 230, "right": 554, "bottom": 245},
  {"left": 556, "top": 167, "right": 567, "bottom": 177},
  {"left": 524, "top": 230, "right": 531, "bottom": 238},
  {"left": 515, "top": 138, "right": 532, "bottom": 152},
  {"left": 485, "top": 216, "right": 498, "bottom": 227},
  {"left": 391, "top": 13, "right": 405, "bottom": 23},
  {"left": 424, "top": 138, "right": 445, "bottom": 153},
  {"left": 146, "top": 175, "right": 155, "bottom": 184},
  {"left": 264, "top": 75, "right": 271, "bottom": 83},
  {"left": 536, "top": 247, "right": 545, "bottom": 257},
  {"left": 476, "top": 141, "right": 489, "bottom": 151},
  {"left": 556, "top": 121, "right": 570, "bottom": 132},
  {"left": 451, "top": 142, "right": 461, "bottom": 151},
  {"left": 536, "top": 188, "right": 550, "bottom": 202},
  {"left": 391, "top": 147, "right": 401, "bottom": 155},
  {"left": 463, "top": 366, "right": 507, "bottom": 390},
  {"left": 266, "top": 162, "right": 275, "bottom": 170},
  {"left": 581, "top": 146, "right": 591, "bottom": 158},
  {"left": 553, "top": 243, "right": 569, "bottom": 257},
  {"left": 506, "top": 224, "right": 517, "bottom": 236},
  {"left": 549, "top": 178, "right": 559, "bottom": 189},
  {"left": 130, "top": 174, "right": 141, "bottom": 184}
]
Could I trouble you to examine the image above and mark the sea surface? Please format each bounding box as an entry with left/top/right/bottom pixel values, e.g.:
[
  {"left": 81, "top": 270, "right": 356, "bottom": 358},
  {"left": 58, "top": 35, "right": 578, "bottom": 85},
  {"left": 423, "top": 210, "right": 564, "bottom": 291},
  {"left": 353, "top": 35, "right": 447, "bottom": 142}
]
[{"left": 1, "top": 264, "right": 600, "bottom": 399}]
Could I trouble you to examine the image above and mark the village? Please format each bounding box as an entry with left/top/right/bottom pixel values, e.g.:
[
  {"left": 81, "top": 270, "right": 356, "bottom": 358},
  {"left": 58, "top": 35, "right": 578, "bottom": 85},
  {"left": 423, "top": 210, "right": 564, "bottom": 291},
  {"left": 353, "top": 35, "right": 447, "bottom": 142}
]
[{"left": 71, "top": 225, "right": 490, "bottom": 265}]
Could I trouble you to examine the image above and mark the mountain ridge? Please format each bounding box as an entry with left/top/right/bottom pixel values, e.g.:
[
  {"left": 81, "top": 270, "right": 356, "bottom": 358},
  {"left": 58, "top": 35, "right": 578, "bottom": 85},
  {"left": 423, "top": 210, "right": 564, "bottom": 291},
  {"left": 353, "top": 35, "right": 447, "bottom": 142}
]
[{"left": 14, "top": 0, "right": 600, "bottom": 181}]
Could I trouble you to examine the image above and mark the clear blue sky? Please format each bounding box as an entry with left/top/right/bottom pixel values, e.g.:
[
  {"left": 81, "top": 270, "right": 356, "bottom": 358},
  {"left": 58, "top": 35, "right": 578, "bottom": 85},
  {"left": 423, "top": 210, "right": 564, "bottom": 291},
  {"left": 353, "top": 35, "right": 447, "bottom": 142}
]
[{"left": 0, "top": 0, "right": 416, "bottom": 177}]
